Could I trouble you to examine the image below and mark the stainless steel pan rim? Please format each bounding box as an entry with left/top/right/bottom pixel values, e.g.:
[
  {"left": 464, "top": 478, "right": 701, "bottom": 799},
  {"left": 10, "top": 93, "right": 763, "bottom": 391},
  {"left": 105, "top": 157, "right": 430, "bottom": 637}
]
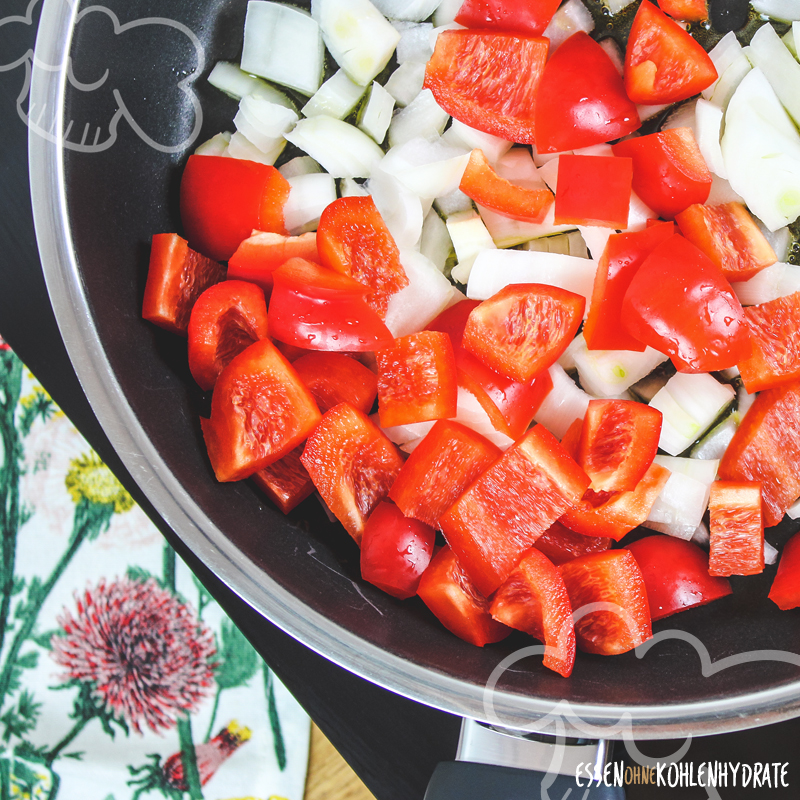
[{"left": 28, "top": 0, "right": 800, "bottom": 739}]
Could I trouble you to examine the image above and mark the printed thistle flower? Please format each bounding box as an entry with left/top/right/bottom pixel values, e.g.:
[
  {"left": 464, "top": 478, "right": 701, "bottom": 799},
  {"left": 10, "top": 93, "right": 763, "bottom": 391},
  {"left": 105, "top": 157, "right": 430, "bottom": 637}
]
[
  {"left": 51, "top": 577, "right": 217, "bottom": 734},
  {"left": 65, "top": 451, "right": 134, "bottom": 512}
]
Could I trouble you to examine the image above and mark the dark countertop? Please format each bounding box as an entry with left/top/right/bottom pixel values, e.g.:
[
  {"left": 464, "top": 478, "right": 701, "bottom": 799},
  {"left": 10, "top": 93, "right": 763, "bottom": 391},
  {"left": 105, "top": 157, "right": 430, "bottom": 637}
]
[{"left": 3, "top": 4, "right": 800, "bottom": 799}]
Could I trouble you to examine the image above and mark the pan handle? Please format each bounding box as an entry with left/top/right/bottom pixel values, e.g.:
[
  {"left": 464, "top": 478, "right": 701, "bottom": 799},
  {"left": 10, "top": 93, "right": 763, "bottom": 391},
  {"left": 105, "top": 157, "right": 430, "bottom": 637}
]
[{"left": 424, "top": 760, "right": 626, "bottom": 799}]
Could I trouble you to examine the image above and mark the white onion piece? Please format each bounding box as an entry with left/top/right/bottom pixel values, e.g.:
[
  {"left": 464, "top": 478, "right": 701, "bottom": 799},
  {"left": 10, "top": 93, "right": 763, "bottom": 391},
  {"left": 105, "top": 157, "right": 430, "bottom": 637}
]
[
  {"left": 339, "top": 177, "right": 369, "bottom": 197},
  {"left": 226, "top": 131, "right": 276, "bottom": 164},
  {"left": 195, "top": 131, "right": 231, "bottom": 156},
  {"left": 637, "top": 102, "right": 672, "bottom": 122},
  {"left": 494, "top": 148, "right": 549, "bottom": 189},
  {"left": 599, "top": 38, "right": 624, "bottom": 76},
  {"left": 702, "top": 32, "right": 751, "bottom": 109},
  {"left": 533, "top": 365, "right": 592, "bottom": 440},
  {"left": 285, "top": 116, "right": 384, "bottom": 178},
  {"left": 434, "top": 188, "right": 474, "bottom": 216},
  {"left": 738, "top": 384, "right": 757, "bottom": 420},
  {"left": 731, "top": 262, "right": 800, "bottom": 305},
  {"left": 643, "top": 471, "right": 707, "bottom": 540},
  {"left": 627, "top": 192, "right": 656, "bottom": 232},
  {"left": 242, "top": 2, "right": 324, "bottom": 96},
  {"left": 358, "top": 82, "right": 395, "bottom": 145},
  {"left": 381, "top": 138, "right": 469, "bottom": 198},
  {"left": 388, "top": 90, "right": 450, "bottom": 148},
  {"left": 284, "top": 172, "right": 337, "bottom": 234},
  {"left": 447, "top": 210, "right": 496, "bottom": 284},
  {"left": 208, "top": 62, "right": 295, "bottom": 108},
  {"left": 765, "top": 539, "right": 779, "bottom": 566},
  {"left": 394, "top": 21, "right": 435, "bottom": 63},
  {"left": 649, "top": 372, "right": 735, "bottom": 456},
  {"left": 757, "top": 220, "right": 792, "bottom": 262},
  {"left": 662, "top": 100, "right": 697, "bottom": 132},
  {"left": 367, "top": 171, "right": 425, "bottom": 249},
  {"left": 453, "top": 388, "right": 514, "bottom": 450},
  {"left": 748, "top": 22, "right": 800, "bottom": 128},
  {"left": 279, "top": 155, "right": 322, "bottom": 178},
  {"left": 693, "top": 99, "right": 727, "bottom": 178},
  {"left": 690, "top": 414, "right": 738, "bottom": 460},
  {"left": 786, "top": 22, "right": 799, "bottom": 56},
  {"left": 601, "top": 0, "right": 637, "bottom": 14},
  {"left": 722, "top": 68, "right": 800, "bottom": 231},
  {"left": 301, "top": 70, "right": 366, "bottom": 119},
  {"left": 557, "top": 333, "right": 585, "bottom": 372},
  {"left": 572, "top": 338, "right": 670, "bottom": 397},
  {"left": 787, "top": 496, "right": 800, "bottom": 520},
  {"left": 524, "top": 231, "right": 588, "bottom": 259},
  {"left": 538, "top": 157, "right": 559, "bottom": 192},
  {"left": 655, "top": 456, "right": 718, "bottom": 490},
  {"left": 385, "top": 62, "right": 427, "bottom": 108},
  {"left": 235, "top": 95, "right": 298, "bottom": 156},
  {"left": 691, "top": 521, "right": 710, "bottom": 548},
  {"left": 751, "top": 0, "right": 800, "bottom": 20},
  {"left": 542, "top": 0, "right": 594, "bottom": 52},
  {"left": 705, "top": 174, "right": 744, "bottom": 206},
  {"left": 420, "top": 209, "right": 453, "bottom": 272},
  {"left": 384, "top": 251, "right": 455, "bottom": 336},
  {"left": 372, "top": 0, "right": 443, "bottom": 21},
  {"left": 466, "top": 249, "right": 596, "bottom": 309},
  {"left": 378, "top": 416, "right": 435, "bottom": 445},
  {"left": 433, "top": 0, "right": 463, "bottom": 26},
  {"left": 312, "top": 0, "right": 400, "bottom": 86},
  {"left": 577, "top": 226, "right": 613, "bottom": 260},
  {"left": 477, "top": 204, "right": 574, "bottom": 248},
  {"left": 442, "top": 120, "right": 513, "bottom": 165}
]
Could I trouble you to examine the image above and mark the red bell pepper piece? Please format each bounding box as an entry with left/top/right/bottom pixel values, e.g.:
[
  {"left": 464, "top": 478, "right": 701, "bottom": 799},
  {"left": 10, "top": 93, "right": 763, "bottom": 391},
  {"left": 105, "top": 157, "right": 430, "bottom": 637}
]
[
  {"left": 360, "top": 501, "right": 436, "bottom": 599},
  {"left": 626, "top": 535, "right": 732, "bottom": 621},
  {"left": 316, "top": 196, "right": 408, "bottom": 318},
  {"left": 180, "top": 155, "right": 290, "bottom": 261},
  {"left": 440, "top": 424, "right": 590, "bottom": 597},
  {"left": 455, "top": 0, "right": 561, "bottom": 36},
  {"left": 201, "top": 339, "right": 321, "bottom": 482},
  {"left": 459, "top": 149, "right": 554, "bottom": 224},
  {"left": 554, "top": 155, "right": 633, "bottom": 230},
  {"left": 675, "top": 202, "right": 776, "bottom": 283},
  {"left": 268, "top": 258, "right": 394, "bottom": 352},
  {"left": 560, "top": 550, "right": 653, "bottom": 655},
  {"left": 187, "top": 280, "right": 269, "bottom": 392},
  {"left": 376, "top": 331, "right": 458, "bottom": 428},
  {"left": 708, "top": 481, "right": 765, "bottom": 576},
  {"left": 534, "top": 521, "right": 611, "bottom": 566},
  {"left": 227, "top": 231, "right": 320, "bottom": 293},
  {"left": 251, "top": 445, "right": 315, "bottom": 515},
  {"left": 463, "top": 284, "right": 585, "bottom": 384},
  {"left": 657, "top": 0, "right": 708, "bottom": 21},
  {"left": 292, "top": 351, "right": 377, "bottom": 414},
  {"left": 301, "top": 402, "right": 404, "bottom": 544},
  {"left": 720, "top": 381, "right": 800, "bottom": 528},
  {"left": 142, "top": 233, "right": 225, "bottom": 336},
  {"left": 769, "top": 531, "right": 800, "bottom": 610},
  {"left": 389, "top": 420, "right": 501, "bottom": 528},
  {"left": 417, "top": 546, "right": 510, "bottom": 647},
  {"left": 490, "top": 548, "right": 576, "bottom": 677},
  {"left": 612, "top": 128, "right": 712, "bottom": 220},
  {"left": 583, "top": 221, "right": 674, "bottom": 352}
]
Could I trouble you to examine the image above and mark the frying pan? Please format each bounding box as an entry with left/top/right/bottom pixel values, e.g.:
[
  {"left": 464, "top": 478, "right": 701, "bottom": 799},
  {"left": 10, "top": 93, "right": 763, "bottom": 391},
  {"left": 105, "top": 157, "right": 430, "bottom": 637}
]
[{"left": 28, "top": 0, "right": 800, "bottom": 745}]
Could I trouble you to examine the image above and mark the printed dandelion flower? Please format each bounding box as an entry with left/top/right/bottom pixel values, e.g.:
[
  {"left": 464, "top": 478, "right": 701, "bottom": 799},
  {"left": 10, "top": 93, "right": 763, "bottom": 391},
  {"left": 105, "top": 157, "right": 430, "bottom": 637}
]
[
  {"left": 51, "top": 577, "right": 217, "bottom": 734},
  {"left": 65, "top": 451, "right": 134, "bottom": 513}
]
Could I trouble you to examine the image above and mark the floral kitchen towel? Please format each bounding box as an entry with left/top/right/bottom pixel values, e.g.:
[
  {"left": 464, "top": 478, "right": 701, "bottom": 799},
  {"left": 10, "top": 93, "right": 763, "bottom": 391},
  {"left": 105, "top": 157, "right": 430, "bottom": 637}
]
[{"left": 0, "top": 338, "right": 311, "bottom": 800}]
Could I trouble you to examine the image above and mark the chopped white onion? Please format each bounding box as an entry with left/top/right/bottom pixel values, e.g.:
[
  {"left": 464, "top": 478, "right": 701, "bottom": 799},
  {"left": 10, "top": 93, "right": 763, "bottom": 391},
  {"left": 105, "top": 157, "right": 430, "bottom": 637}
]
[
  {"left": 419, "top": 209, "right": 453, "bottom": 272},
  {"left": 524, "top": 231, "right": 588, "bottom": 259},
  {"left": 380, "top": 137, "right": 469, "bottom": 198},
  {"left": 394, "top": 21, "right": 435, "bottom": 63},
  {"left": 195, "top": 131, "right": 231, "bottom": 156},
  {"left": 367, "top": 170, "right": 425, "bottom": 249},
  {"left": 339, "top": 177, "right": 369, "bottom": 197},
  {"left": 477, "top": 204, "right": 575, "bottom": 248},
  {"left": 388, "top": 89, "right": 450, "bottom": 148},
  {"left": 542, "top": 0, "right": 594, "bottom": 52},
  {"left": 284, "top": 172, "right": 337, "bottom": 234},
  {"left": 533, "top": 364, "right": 592, "bottom": 440},
  {"left": 235, "top": 95, "right": 298, "bottom": 158},
  {"left": 644, "top": 471, "right": 707, "bottom": 540},
  {"left": 447, "top": 210, "right": 496, "bottom": 284},
  {"left": 748, "top": 21, "right": 800, "bottom": 128},
  {"left": 378, "top": 416, "right": 436, "bottom": 446},
  {"left": 453, "top": 387, "right": 515, "bottom": 450},
  {"left": 731, "top": 261, "right": 800, "bottom": 305},
  {"left": 285, "top": 115, "right": 385, "bottom": 178},
  {"left": 242, "top": 2, "right": 324, "bottom": 96},
  {"left": 751, "top": 0, "right": 800, "bottom": 21},
  {"left": 279, "top": 155, "right": 322, "bottom": 178},
  {"left": 572, "top": 338, "right": 670, "bottom": 398},
  {"left": 757, "top": 220, "right": 792, "bottom": 262},
  {"left": 690, "top": 413, "right": 738, "bottom": 460},
  {"left": 441, "top": 120, "right": 513, "bottom": 165},
  {"left": 702, "top": 31, "right": 751, "bottom": 109},
  {"left": 226, "top": 131, "right": 276, "bottom": 163},
  {"left": 208, "top": 62, "right": 295, "bottom": 108},
  {"left": 301, "top": 70, "right": 366, "bottom": 119},
  {"left": 764, "top": 539, "right": 779, "bottom": 566},
  {"left": 577, "top": 226, "right": 613, "bottom": 260},
  {"left": 385, "top": 62, "right": 428, "bottom": 107},
  {"left": 432, "top": 0, "right": 463, "bottom": 26},
  {"left": 694, "top": 99, "right": 727, "bottom": 178},
  {"left": 372, "top": 0, "right": 443, "bottom": 22},
  {"left": 358, "top": 82, "right": 395, "bottom": 144}
]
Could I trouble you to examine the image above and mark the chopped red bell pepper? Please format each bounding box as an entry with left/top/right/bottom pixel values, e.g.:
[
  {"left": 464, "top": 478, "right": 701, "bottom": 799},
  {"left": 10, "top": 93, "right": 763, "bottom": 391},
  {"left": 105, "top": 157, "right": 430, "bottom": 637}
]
[
  {"left": 292, "top": 351, "right": 377, "bottom": 414},
  {"left": 440, "top": 424, "right": 590, "bottom": 597},
  {"left": 389, "top": 419, "right": 501, "bottom": 528},
  {"left": 268, "top": 258, "right": 394, "bottom": 352},
  {"left": 720, "top": 381, "right": 800, "bottom": 528},
  {"left": 455, "top": 0, "right": 561, "bottom": 36},
  {"left": 360, "top": 502, "right": 436, "bottom": 599},
  {"left": 376, "top": 331, "right": 458, "bottom": 428},
  {"left": 738, "top": 292, "right": 800, "bottom": 393},
  {"left": 228, "top": 231, "right": 320, "bottom": 293},
  {"left": 459, "top": 148, "right": 554, "bottom": 224},
  {"left": 583, "top": 221, "right": 675, "bottom": 352},
  {"left": 251, "top": 445, "right": 315, "bottom": 514},
  {"left": 300, "top": 402, "right": 404, "bottom": 544},
  {"left": 554, "top": 155, "right": 633, "bottom": 230},
  {"left": 426, "top": 301, "right": 552, "bottom": 439},
  {"left": 201, "top": 339, "right": 322, "bottom": 482},
  {"left": 142, "top": 233, "right": 225, "bottom": 337},
  {"left": 463, "top": 284, "right": 585, "bottom": 384},
  {"left": 180, "top": 155, "right": 290, "bottom": 261},
  {"left": 708, "top": 481, "right": 765, "bottom": 576},
  {"left": 657, "top": 0, "right": 708, "bottom": 21},
  {"left": 675, "top": 202, "right": 776, "bottom": 283},
  {"left": 560, "top": 550, "right": 653, "bottom": 655},
  {"left": 624, "top": 1, "right": 717, "bottom": 104},
  {"left": 612, "top": 128, "right": 712, "bottom": 220},
  {"left": 316, "top": 196, "right": 408, "bottom": 318},
  {"left": 490, "top": 548, "right": 576, "bottom": 677},
  {"left": 626, "top": 535, "right": 732, "bottom": 621},
  {"left": 187, "top": 280, "right": 269, "bottom": 392},
  {"left": 534, "top": 521, "right": 612, "bottom": 566},
  {"left": 417, "top": 545, "right": 511, "bottom": 647},
  {"left": 769, "top": 531, "right": 800, "bottom": 610}
]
